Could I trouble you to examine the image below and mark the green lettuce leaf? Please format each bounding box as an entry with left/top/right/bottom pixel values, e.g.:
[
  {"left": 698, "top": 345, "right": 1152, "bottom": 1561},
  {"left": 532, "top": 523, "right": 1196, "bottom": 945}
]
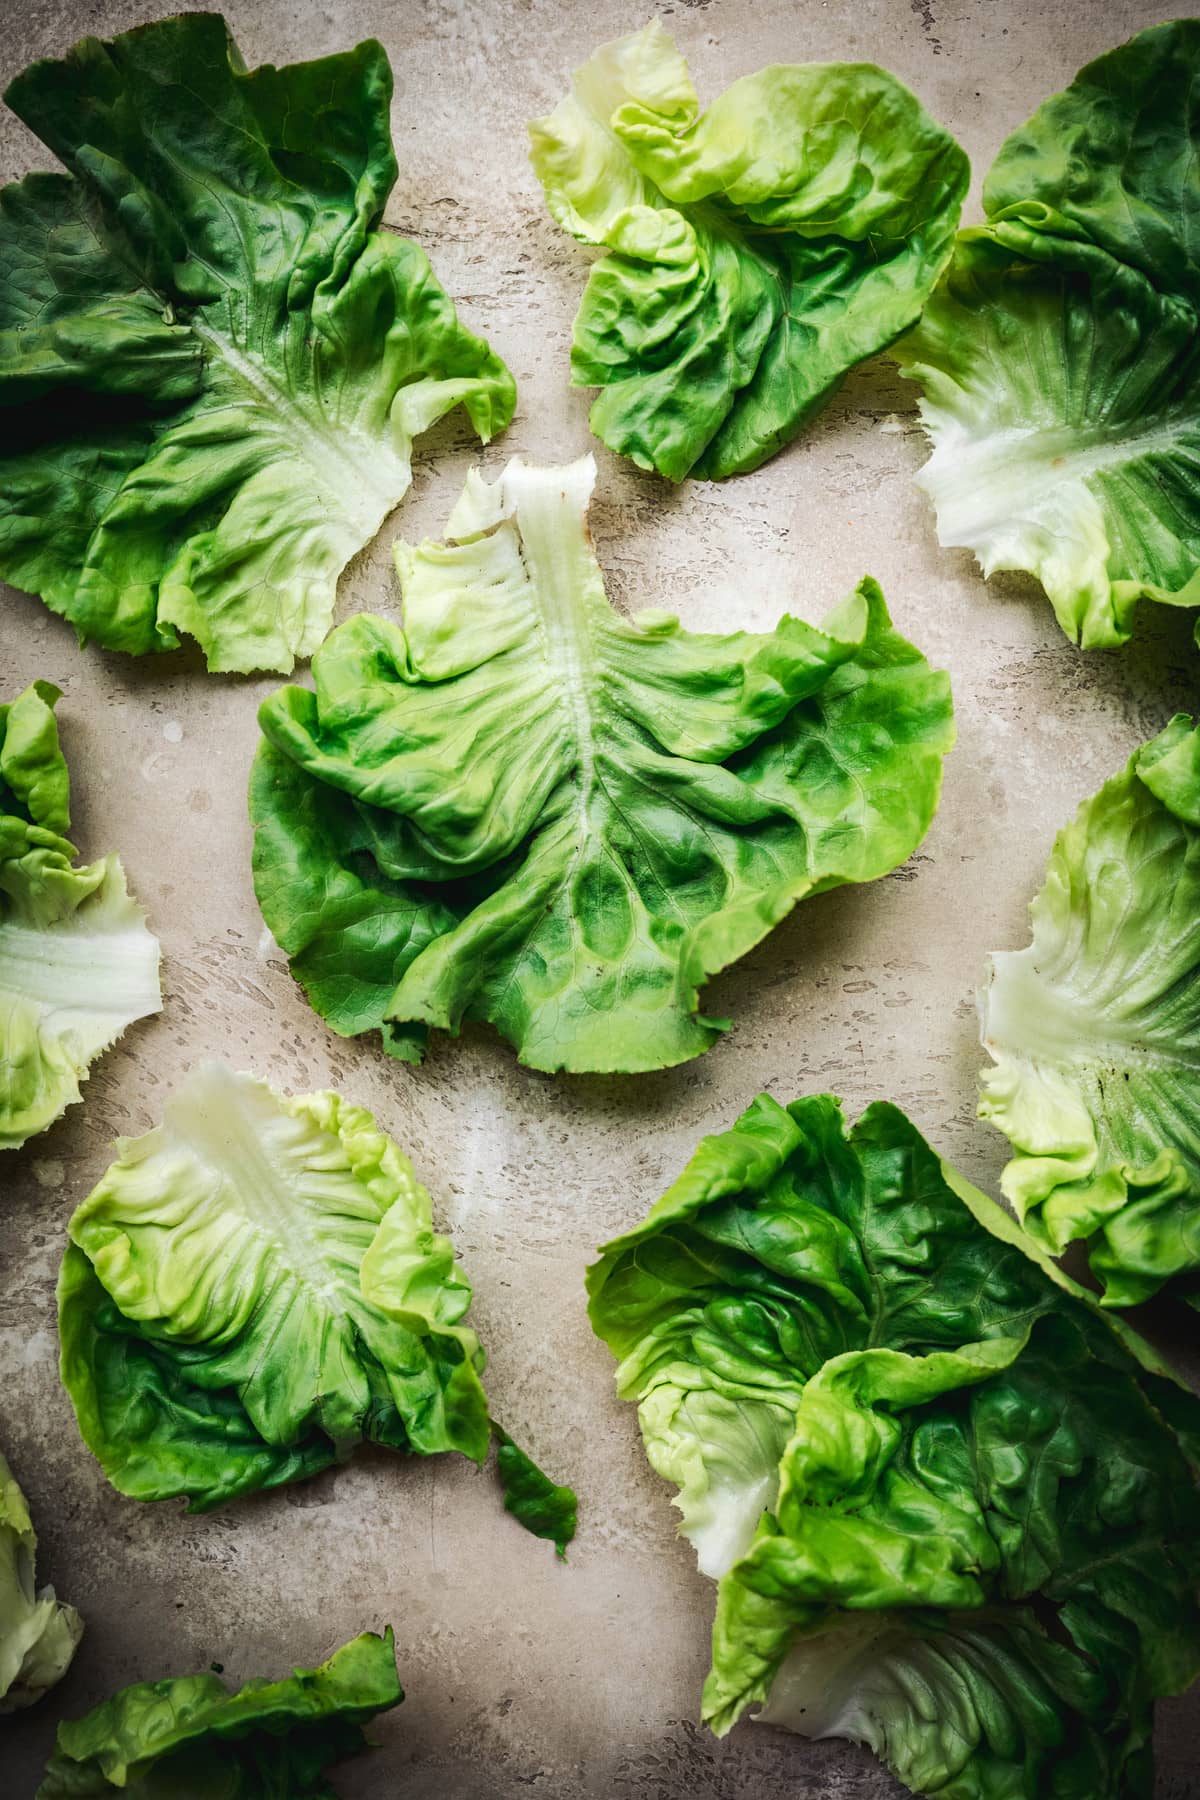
[
  {"left": 251, "top": 455, "right": 953, "bottom": 1074},
  {"left": 0, "top": 13, "right": 514, "bottom": 674},
  {"left": 529, "top": 20, "right": 967, "bottom": 480},
  {"left": 895, "top": 21, "right": 1200, "bottom": 649},
  {"left": 37, "top": 1628, "right": 401, "bottom": 1797},
  {"left": 492, "top": 1423, "right": 578, "bottom": 1560},
  {"left": 590, "top": 1094, "right": 1200, "bottom": 1797},
  {"left": 0, "top": 680, "right": 161, "bottom": 1149},
  {"left": 980, "top": 715, "right": 1200, "bottom": 1308},
  {"left": 0, "top": 1448, "right": 82, "bottom": 1714},
  {"left": 59, "top": 1062, "right": 576, "bottom": 1549}
]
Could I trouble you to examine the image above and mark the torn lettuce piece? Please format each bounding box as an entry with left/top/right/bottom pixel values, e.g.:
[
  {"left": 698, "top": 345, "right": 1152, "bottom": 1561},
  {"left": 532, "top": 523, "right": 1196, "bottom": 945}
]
[
  {"left": 529, "top": 21, "right": 967, "bottom": 480},
  {"left": 59, "top": 1062, "right": 575, "bottom": 1550},
  {"left": 590, "top": 1094, "right": 1200, "bottom": 1797},
  {"left": 896, "top": 21, "right": 1200, "bottom": 648},
  {"left": 0, "top": 1449, "right": 82, "bottom": 1714},
  {"left": 0, "top": 13, "right": 514, "bottom": 674},
  {"left": 37, "top": 1628, "right": 401, "bottom": 1797},
  {"left": 493, "top": 1423, "right": 578, "bottom": 1560},
  {"left": 251, "top": 455, "right": 953, "bottom": 1074},
  {"left": 0, "top": 680, "right": 161, "bottom": 1150},
  {"left": 980, "top": 715, "right": 1200, "bottom": 1308}
]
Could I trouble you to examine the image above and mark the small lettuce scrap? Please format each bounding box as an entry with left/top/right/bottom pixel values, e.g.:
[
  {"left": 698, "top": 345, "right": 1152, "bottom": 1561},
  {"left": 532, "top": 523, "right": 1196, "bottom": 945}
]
[
  {"left": 59, "top": 1061, "right": 575, "bottom": 1549},
  {"left": 529, "top": 21, "right": 967, "bottom": 481},
  {"left": 589, "top": 1093, "right": 1200, "bottom": 1799},
  {"left": 251, "top": 455, "right": 953, "bottom": 1074},
  {"left": 0, "top": 13, "right": 514, "bottom": 674},
  {"left": 493, "top": 1422, "right": 578, "bottom": 1560},
  {"left": 0, "top": 1448, "right": 82, "bottom": 1714},
  {"left": 896, "top": 21, "right": 1200, "bottom": 649},
  {"left": 980, "top": 715, "right": 1200, "bottom": 1309},
  {"left": 0, "top": 680, "right": 161, "bottom": 1150},
  {"left": 37, "top": 1628, "right": 401, "bottom": 1797}
]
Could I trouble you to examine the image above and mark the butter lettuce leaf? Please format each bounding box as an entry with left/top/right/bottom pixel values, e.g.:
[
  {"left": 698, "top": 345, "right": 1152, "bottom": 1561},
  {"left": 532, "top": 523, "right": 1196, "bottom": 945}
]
[
  {"left": 980, "top": 715, "right": 1200, "bottom": 1308},
  {"left": 0, "top": 1449, "right": 82, "bottom": 1714},
  {"left": 59, "top": 1062, "right": 575, "bottom": 1547},
  {"left": 0, "top": 13, "right": 514, "bottom": 673},
  {"left": 37, "top": 1628, "right": 400, "bottom": 1797},
  {"left": 252, "top": 455, "right": 953, "bottom": 1074},
  {"left": 896, "top": 21, "right": 1200, "bottom": 648},
  {"left": 0, "top": 680, "right": 161, "bottom": 1150},
  {"left": 590, "top": 1094, "right": 1200, "bottom": 1797},
  {"left": 529, "top": 22, "right": 967, "bottom": 481}
]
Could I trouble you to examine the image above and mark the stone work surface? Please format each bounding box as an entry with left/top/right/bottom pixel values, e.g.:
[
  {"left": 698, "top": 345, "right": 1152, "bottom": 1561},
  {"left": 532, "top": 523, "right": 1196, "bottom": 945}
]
[{"left": 2, "top": 1, "right": 1197, "bottom": 1795}]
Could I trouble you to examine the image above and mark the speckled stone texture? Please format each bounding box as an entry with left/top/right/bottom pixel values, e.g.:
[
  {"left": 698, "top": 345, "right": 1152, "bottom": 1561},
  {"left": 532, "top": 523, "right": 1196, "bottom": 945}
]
[{"left": 2, "top": 1, "right": 1198, "bottom": 1795}]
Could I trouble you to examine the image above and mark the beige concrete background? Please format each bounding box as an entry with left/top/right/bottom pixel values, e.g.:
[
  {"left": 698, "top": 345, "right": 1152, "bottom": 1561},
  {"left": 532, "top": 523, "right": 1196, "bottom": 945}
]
[{"left": 2, "top": 1, "right": 1198, "bottom": 1794}]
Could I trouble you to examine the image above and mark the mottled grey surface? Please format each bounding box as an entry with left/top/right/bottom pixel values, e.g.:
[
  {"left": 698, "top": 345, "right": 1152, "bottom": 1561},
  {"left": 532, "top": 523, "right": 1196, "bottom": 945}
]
[{"left": 2, "top": 0, "right": 1198, "bottom": 1794}]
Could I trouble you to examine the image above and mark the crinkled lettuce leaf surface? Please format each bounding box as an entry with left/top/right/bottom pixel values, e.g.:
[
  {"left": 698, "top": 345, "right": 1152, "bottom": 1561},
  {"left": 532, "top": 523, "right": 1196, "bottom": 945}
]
[
  {"left": 252, "top": 455, "right": 953, "bottom": 1073},
  {"left": 589, "top": 1092, "right": 1200, "bottom": 1798},
  {"left": 0, "top": 13, "right": 514, "bottom": 672},
  {"left": 530, "top": 20, "right": 967, "bottom": 480}
]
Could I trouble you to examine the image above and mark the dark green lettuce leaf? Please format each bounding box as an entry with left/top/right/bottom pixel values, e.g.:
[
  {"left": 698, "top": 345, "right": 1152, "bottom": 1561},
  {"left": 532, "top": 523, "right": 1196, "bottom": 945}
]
[
  {"left": 529, "top": 20, "right": 967, "bottom": 480},
  {"left": 0, "top": 13, "right": 514, "bottom": 673},
  {"left": 493, "top": 1423, "right": 578, "bottom": 1560},
  {"left": 251, "top": 456, "right": 953, "bottom": 1074},
  {"left": 37, "top": 1628, "right": 401, "bottom": 1797},
  {"left": 896, "top": 21, "right": 1200, "bottom": 649},
  {"left": 589, "top": 1094, "right": 1200, "bottom": 1798}
]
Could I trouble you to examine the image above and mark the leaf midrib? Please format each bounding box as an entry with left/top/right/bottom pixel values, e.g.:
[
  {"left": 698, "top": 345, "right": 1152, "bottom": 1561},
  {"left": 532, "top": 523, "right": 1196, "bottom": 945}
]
[
  {"left": 169, "top": 1076, "right": 361, "bottom": 1325},
  {"left": 0, "top": 916, "right": 151, "bottom": 1016},
  {"left": 189, "top": 315, "right": 399, "bottom": 534},
  {"left": 924, "top": 409, "right": 1198, "bottom": 537},
  {"left": 986, "top": 952, "right": 1200, "bottom": 1079}
]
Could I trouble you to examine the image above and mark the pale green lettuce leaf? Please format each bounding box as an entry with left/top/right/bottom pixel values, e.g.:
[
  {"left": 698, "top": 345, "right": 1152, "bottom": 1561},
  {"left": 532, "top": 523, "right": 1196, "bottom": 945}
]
[
  {"left": 591, "top": 1094, "right": 1200, "bottom": 1797},
  {"left": 0, "top": 14, "right": 514, "bottom": 674},
  {"left": 59, "top": 1059, "right": 491, "bottom": 1497},
  {"left": 529, "top": 21, "right": 967, "bottom": 480},
  {"left": 37, "top": 1628, "right": 401, "bottom": 1797},
  {"left": 0, "top": 1449, "right": 82, "bottom": 1714},
  {"left": 252, "top": 456, "right": 953, "bottom": 1074},
  {"left": 0, "top": 681, "right": 161, "bottom": 1150},
  {"left": 59, "top": 1062, "right": 576, "bottom": 1547},
  {"left": 980, "top": 715, "right": 1200, "bottom": 1307},
  {"left": 896, "top": 21, "right": 1200, "bottom": 648}
]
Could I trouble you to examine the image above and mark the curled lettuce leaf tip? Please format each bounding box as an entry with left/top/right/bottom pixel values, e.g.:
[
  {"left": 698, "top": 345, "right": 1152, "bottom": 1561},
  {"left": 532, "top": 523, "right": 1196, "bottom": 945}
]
[
  {"left": 0, "top": 12, "right": 515, "bottom": 673},
  {"left": 981, "top": 714, "right": 1200, "bottom": 1309},
  {"left": 0, "top": 1449, "right": 82, "bottom": 1714},
  {"left": 1, "top": 680, "right": 161, "bottom": 1149},
  {"left": 896, "top": 19, "right": 1200, "bottom": 649},
  {"left": 251, "top": 454, "right": 953, "bottom": 1074},
  {"left": 59, "top": 1061, "right": 575, "bottom": 1548},
  {"left": 530, "top": 20, "right": 968, "bottom": 481},
  {"left": 588, "top": 1092, "right": 1200, "bottom": 1798},
  {"left": 37, "top": 1628, "right": 401, "bottom": 1797}
]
